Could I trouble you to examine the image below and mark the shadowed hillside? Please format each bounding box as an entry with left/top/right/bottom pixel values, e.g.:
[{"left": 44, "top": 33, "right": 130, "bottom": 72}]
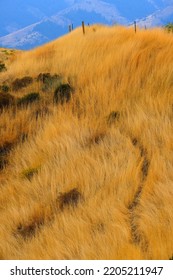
[{"left": 0, "top": 25, "right": 173, "bottom": 260}]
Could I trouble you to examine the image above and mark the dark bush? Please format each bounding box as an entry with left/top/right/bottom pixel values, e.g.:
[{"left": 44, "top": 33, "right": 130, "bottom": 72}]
[
  {"left": 165, "top": 23, "right": 173, "bottom": 33},
  {"left": 0, "top": 63, "right": 7, "bottom": 72},
  {"left": 37, "top": 73, "right": 62, "bottom": 92},
  {"left": 12, "top": 76, "right": 33, "bottom": 91},
  {"left": 58, "top": 188, "right": 82, "bottom": 210},
  {"left": 0, "top": 157, "right": 8, "bottom": 170},
  {"left": 17, "top": 92, "right": 40, "bottom": 107},
  {"left": 0, "top": 92, "right": 14, "bottom": 110},
  {"left": 17, "top": 217, "right": 44, "bottom": 239},
  {"left": 0, "top": 142, "right": 13, "bottom": 155},
  {"left": 37, "top": 73, "right": 49, "bottom": 83},
  {"left": 37, "top": 73, "right": 50, "bottom": 83},
  {"left": 0, "top": 84, "right": 10, "bottom": 93},
  {"left": 54, "top": 83, "right": 73, "bottom": 104},
  {"left": 0, "top": 142, "right": 14, "bottom": 170}
]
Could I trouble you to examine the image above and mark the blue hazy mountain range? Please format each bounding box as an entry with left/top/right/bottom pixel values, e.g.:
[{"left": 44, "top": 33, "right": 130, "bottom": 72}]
[{"left": 0, "top": 0, "right": 173, "bottom": 49}]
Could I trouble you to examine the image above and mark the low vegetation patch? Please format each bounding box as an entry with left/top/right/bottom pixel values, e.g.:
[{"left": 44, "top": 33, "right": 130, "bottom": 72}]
[
  {"left": 12, "top": 76, "right": 33, "bottom": 91},
  {"left": 17, "top": 217, "right": 44, "bottom": 240},
  {"left": 0, "top": 142, "right": 14, "bottom": 170},
  {"left": 0, "top": 156, "right": 8, "bottom": 170},
  {"left": 0, "top": 84, "right": 10, "bottom": 93},
  {"left": 0, "top": 142, "right": 13, "bottom": 155},
  {"left": 0, "top": 92, "right": 14, "bottom": 110},
  {"left": 58, "top": 188, "right": 82, "bottom": 210},
  {"left": 53, "top": 83, "right": 74, "bottom": 104},
  {"left": 37, "top": 73, "right": 62, "bottom": 92},
  {"left": 0, "top": 62, "right": 7, "bottom": 72},
  {"left": 17, "top": 92, "right": 40, "bottom": 107}
]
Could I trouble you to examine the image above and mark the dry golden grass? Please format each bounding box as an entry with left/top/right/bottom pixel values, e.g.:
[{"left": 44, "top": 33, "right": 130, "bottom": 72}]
[{"left": 0, "top": 25, "right": 173, "bottom": 260}]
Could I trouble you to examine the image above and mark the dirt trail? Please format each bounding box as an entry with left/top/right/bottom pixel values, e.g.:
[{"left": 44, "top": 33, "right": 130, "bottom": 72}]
[{"left": 128, "top": 137, "right": 150, "bottom": 251}]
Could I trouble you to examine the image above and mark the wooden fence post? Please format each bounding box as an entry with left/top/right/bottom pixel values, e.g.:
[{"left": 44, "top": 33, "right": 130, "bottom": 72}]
[
  {"left": 134, "top": 21, "right": 137, "bottom": 33},
  {"left": 82, "top": 21, "right": 85, "bottom": 35}
]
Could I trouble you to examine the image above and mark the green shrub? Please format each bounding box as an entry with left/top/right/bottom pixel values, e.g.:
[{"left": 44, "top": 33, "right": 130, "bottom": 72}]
[
  {"left": 17, "top": 92, "right": 40, "bottom": 107},
  {"left": 0, "top": 63, "right": 7, "bottom": 72},
  {"left": 0, "top": 92, "right": 14, "bottom": 110},
  {"left": 54, "top": 83, "right": 73, "bottom": 104},
  {"left": 12, "top": 76, "right": 33, "bottom": 91}
]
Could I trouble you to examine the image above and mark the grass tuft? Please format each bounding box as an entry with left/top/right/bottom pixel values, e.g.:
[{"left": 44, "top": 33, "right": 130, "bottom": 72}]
[{"left": 107, "top": 111, "right": 120, "bottom": 125}]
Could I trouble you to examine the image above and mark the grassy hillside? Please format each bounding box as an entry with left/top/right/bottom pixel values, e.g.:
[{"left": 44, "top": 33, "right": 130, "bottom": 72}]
[{"left": 0, "top": 25, "right": 173, "bottom": 260}]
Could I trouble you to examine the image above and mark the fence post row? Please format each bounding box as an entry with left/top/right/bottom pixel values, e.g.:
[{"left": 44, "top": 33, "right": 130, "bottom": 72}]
[{"left": 68, "top": 20, "right": 147, "bottom": 34}]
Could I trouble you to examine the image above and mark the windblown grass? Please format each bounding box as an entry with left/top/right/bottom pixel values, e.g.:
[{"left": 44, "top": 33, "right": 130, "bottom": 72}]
[{"left": 0, "top": 25, "right": 173, "bottom": 260}]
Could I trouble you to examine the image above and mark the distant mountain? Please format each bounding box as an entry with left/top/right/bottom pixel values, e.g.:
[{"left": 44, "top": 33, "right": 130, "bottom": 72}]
[
  {"left": 0, "top": 0, "right": 173, "bottom": 50},
  {"left": 0, "top": 0, "right": 68, "bottom": 36}
]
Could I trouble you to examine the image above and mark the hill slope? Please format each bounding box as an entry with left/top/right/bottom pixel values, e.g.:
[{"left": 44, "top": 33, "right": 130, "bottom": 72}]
[{"left": 0, "top": 25, "right": 173, "bottom": 260}]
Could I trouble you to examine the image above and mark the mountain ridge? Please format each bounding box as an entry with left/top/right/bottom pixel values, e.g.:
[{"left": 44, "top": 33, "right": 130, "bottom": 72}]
[{"left": 0, "top": 0, "right": 173, "bottom": 49}]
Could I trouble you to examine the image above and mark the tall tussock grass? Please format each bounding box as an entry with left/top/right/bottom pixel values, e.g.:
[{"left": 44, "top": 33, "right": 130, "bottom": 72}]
[{"left": 0, "top": 25, "right": 173, "bottom": 260}]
